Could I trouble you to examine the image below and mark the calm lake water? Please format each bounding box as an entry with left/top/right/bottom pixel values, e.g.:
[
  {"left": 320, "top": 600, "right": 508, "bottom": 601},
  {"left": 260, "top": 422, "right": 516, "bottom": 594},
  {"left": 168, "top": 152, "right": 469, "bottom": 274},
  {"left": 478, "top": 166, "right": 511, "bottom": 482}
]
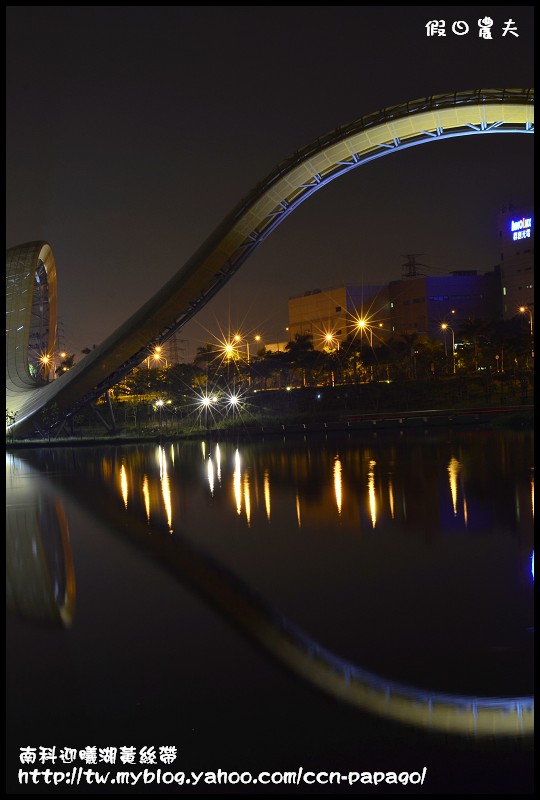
[{"left": 6, "top": 428, "right": 534, "bottom": 794}]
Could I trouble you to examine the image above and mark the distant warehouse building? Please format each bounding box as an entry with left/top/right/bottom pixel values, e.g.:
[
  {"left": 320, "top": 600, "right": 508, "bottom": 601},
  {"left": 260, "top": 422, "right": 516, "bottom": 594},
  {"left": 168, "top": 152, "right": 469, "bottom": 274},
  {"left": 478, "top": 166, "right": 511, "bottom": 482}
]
[
  {"left": 388, "top": 270, "right": 502, "bottom": 336},
  {"left": 288, "top": 285, "right": 390, "bottom": 348}
]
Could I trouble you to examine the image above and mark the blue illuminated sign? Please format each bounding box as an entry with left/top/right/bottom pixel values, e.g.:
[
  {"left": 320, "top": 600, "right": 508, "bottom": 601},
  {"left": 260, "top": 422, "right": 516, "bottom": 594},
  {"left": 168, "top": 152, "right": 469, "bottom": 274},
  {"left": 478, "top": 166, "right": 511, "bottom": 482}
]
[{"left": 510, "top": 216, "right": 533, "bottom": 241}]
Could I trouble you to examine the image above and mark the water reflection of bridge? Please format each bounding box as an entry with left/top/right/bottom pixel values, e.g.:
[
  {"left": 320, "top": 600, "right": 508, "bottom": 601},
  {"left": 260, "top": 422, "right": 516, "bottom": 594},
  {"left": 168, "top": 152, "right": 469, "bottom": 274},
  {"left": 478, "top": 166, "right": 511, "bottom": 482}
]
[
  {"left": 6, "top": 90, "right": 534, "bottom": 436},
  {"left": 7, "top": 449, "right": 533, "bottom": 737}
]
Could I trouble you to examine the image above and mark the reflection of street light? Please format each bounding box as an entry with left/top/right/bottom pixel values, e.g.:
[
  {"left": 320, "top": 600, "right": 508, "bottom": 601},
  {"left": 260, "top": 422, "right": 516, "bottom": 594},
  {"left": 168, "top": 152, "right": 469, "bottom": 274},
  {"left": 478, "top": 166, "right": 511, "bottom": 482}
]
[{"left": 441, "top": 323, "right": 456, "bottom": 374}]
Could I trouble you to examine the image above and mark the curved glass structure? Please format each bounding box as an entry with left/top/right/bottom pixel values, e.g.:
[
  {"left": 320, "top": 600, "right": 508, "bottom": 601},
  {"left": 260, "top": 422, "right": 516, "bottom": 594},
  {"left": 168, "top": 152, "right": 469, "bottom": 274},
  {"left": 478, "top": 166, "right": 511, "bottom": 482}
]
[{"left": 6, "top": 241, "right": 57, "bottom": 398}]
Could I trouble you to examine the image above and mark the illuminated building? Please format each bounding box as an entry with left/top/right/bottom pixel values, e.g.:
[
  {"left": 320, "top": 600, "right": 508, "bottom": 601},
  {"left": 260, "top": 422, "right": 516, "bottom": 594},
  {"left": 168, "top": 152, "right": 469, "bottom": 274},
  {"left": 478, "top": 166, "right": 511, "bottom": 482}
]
[
  {"left": 288, "top": 285, "right": 390, "bottom": 348},
  {"left": 263, "top": 340, "right": 289, "bottom": 353},
  {"left": 388, "top": 270, "right": 502, "bottom": 335},
  {"left": 498, "top": 205, "right": 534, "bottom": 320}
]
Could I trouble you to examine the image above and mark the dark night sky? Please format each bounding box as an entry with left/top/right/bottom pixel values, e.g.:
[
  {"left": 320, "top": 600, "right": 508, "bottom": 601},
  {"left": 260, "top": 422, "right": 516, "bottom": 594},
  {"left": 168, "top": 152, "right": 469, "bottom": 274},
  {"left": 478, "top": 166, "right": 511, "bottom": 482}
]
[{"left": 6, "top": 6, "right": 534, "bottom": 360}]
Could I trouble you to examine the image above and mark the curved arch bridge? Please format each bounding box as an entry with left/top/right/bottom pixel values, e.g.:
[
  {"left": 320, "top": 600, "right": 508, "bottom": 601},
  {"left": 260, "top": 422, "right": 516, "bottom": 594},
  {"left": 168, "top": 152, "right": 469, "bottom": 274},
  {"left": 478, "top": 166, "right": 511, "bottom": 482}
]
[{"left": 6, "top": 89, "right": 534, "bottom": 436}]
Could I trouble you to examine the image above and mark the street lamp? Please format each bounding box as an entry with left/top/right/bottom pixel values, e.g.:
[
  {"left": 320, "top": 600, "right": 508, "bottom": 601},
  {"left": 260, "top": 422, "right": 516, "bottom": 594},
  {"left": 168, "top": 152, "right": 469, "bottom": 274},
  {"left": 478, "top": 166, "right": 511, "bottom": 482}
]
[
  {"left": 441, "top": 323, "right": 456, "bottom": 374},
  {"left": 199, "top": 395, "right": 213, "bottom": 430},
  {"left": 39, "top": 353, "right": 54, "bottom": 381},
  {"left": 519, "top": 305, "right": 533, "bottom": 333},
  {"left": 146, "top": 344, "right": 165, "bottom": 369},
  {"left": 356, "top": 318, "right": 373, "bottom": 346},
  {"left": 234, "top": 333, "right": 254, "bottom": 386},
  {"left": 324, "top": 332, "right": 340, "bottom": 350},
  {"left": 155, "top": 398, "right": 164, "bottom": 428},
  {"left": 234, "top": 333, "right": 251, "bottom": 362},
  {"left": 519, "top": 305, "right": 534, "bottom": 361}
]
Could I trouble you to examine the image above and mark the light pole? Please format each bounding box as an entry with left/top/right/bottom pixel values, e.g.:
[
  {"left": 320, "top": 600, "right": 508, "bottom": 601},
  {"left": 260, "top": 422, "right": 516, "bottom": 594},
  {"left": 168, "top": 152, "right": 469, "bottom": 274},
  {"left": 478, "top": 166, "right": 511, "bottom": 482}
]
[
  {"left": 200, "top": 396, "right": 212, "bottom": 431},
  {"left": 234, "top": 333, "right": 250, "bottom": 362},
  {"left": 156, "top": 399, "right": 164, "bottom": 428},
  {"left": 39, "top": 353, "right": 54, "bottom": 382},
  {"left": 357, "top": 320, "right": 374, "bottom": 381},
  {"left": 441, "top": 323, "right": 456, "bottom": 374},
  {"left": 519, "top": 306, "right": 534, "bottom": 360},
  {"left": 324, "top": 332, "right": 340, "bottom": 350},
  {"left": 234, "top": 334, "right": 253, "bottom": 385},
  {"left": 224, "top": 342, "right": 235, "bottom": 384},
  {"left": 357, "top": 319, "right": 373, "bottom": 346},
  {"left": 519, "top": 305, "right": 534, "bottom": 335}
]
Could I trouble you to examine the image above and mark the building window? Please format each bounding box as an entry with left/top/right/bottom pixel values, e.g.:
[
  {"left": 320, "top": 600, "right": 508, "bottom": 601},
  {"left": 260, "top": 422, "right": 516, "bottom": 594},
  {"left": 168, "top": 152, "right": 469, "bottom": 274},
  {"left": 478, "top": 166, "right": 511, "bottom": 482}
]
[
  {"left": 503, "top": 287, "right": 507, "bottom": 296},
  {"left": 335, "top": 306, "right": 342, "bottom": 312}
]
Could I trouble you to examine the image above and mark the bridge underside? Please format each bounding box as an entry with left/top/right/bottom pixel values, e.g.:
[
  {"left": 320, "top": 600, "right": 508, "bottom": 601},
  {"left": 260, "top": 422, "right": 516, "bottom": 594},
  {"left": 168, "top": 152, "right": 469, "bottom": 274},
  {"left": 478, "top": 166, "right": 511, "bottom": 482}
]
[{"left": 6, "top": 89, "right": 534, "bottom": 435}]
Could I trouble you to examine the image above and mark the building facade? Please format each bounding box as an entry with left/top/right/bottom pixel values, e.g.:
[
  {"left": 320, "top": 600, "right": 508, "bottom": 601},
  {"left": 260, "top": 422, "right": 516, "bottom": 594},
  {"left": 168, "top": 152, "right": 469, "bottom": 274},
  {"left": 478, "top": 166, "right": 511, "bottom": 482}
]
[
  {"left": 288, "top": 285, "right": 390, "bottom": 348},
  {"left": 498, "top": 205, "right": 534, "bottom": 320},
  {"left": 388, "top": 270, "right": 502, "bottom": 337},
  {"left": 287, "top": 273, "right": 503, "bottom": 347}
]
